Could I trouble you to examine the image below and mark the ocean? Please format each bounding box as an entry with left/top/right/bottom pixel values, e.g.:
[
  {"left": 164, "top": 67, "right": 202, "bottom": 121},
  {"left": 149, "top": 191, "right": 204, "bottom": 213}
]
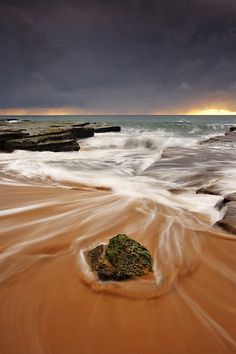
[{"left": 1, "top": 115, "right": 236, "bottom": 203}]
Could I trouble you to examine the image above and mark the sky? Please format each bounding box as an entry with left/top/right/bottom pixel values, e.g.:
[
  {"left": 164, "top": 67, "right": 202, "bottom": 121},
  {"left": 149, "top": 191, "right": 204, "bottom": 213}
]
[{"left": 0, "top": 0, "right": 236, "bottom": 115}]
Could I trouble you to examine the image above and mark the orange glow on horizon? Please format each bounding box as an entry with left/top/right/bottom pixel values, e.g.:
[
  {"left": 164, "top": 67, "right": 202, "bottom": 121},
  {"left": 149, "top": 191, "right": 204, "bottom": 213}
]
[
  {"left": 188, "top": 108, "right": 236, "bottom": 115},
  {"left": 1, "top": 106, "right": 236, "bottom": 116},
  {"left": 0, "top": 107, "right": 98, "bottom": 116}
]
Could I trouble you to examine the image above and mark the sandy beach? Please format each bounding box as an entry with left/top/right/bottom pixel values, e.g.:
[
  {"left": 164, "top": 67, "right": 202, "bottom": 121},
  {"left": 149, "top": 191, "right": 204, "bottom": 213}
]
[{"left": 0, "top": 181, "right": 235, "bottom": 354}]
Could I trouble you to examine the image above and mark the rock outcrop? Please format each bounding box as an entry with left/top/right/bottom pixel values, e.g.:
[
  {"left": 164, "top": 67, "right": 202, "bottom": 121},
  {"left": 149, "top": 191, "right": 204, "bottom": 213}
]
[
  {"left": 224, "top": 193, "right": 236, "bottom": 202},
  {"left": 88, "top": 123, "right": 121, "bottom": 133},
  {"left": 196, "top": 186, "right": 221, "bottom": 196},
  {"left": 0, "top": 130, "right": 29, "bottom": 149},
  {"left": 196, "top": 185, "right": 236, "bottom": 234},
  {"left": 0, "top": 120, "right": 121, "bottom": 152},
  {"left": 72, "top": 126, "right": 94, "bottom": 139},
  {"left": 5, "top": 135, "right": 80, "bottom": 152},
  {"left": 218, "top": 202, "right": 236, "bottom": 233},
  {"left": 201, "top": 128, "right": 236, "bottom": 145},
  {"left": 88, "top": 234, "right": 153, "bottom": 281}
]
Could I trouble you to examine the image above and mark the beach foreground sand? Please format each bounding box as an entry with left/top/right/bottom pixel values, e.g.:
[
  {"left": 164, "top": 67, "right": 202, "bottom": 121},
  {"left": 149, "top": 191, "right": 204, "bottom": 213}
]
[{"left": 0, "top": 183, "right": 235, "bottom": 354}]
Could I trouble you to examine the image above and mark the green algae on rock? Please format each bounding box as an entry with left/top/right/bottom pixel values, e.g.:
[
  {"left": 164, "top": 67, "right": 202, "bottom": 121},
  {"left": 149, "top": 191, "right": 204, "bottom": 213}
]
[{"left": 88, "top": 234, "right": 153, "bottom": 281}]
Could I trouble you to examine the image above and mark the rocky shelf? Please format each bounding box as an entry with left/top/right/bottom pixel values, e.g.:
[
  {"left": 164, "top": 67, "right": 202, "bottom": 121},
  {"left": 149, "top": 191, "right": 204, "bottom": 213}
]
[
  {"left": 0, "top": 120, "right": 121, "bottom": 152},
  {"left": 196, "top": 185, "right": 236, "bottom": 234},
  {"left": 200, "top": 127, "right": 236, "bottom": 145}
]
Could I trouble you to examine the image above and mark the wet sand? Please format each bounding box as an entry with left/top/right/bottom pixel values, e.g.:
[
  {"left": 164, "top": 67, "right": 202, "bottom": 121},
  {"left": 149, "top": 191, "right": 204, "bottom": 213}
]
[{"left": 0, "top": 183, "right": 235, "bottom": 354}]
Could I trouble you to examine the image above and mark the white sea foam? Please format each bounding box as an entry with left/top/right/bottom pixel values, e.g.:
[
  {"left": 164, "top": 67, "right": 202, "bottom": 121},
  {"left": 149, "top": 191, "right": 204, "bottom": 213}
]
[{"left": 0, "top": 124, "right": 236, "bottom": 223}]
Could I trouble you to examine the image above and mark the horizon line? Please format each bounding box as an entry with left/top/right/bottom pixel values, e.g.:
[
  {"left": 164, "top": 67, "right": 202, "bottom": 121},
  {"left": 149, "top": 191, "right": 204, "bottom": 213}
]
[{"left": 1, "top": 114, "right": 236, "bottom": 117}]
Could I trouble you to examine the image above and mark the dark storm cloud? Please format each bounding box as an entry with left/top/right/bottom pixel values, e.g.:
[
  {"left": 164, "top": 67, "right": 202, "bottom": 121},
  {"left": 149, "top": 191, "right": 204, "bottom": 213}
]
[{"left": 1, "top": 0, "right": 236, "bottom": 112}]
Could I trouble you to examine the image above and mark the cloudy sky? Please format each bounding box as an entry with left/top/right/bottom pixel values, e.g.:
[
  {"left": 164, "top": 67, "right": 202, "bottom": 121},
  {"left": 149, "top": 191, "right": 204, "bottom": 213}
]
[{"left": 1, "top": 0, "right": 236, "bottom": 114}]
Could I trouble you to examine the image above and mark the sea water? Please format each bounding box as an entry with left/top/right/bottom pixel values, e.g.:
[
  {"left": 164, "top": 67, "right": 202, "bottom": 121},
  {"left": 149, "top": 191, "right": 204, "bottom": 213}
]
[{"left": 1, "top": 115, "right": 236, "bottom": 209}]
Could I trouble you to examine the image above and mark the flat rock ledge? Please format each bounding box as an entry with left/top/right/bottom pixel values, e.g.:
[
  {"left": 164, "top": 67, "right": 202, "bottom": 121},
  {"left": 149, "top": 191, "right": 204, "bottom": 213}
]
[
  {"left": 5, "top": 137, "right": 80, "bottom": 152},
  {"left": 88, "top": 234, "right": 153, "bottom": 281},
  {"left": 196, "top": 186, "right": 236, "bottom": 234},
  {"left": 0, "top": 130, "right": 29, "bottom": 149},
  {"left": 0, "top": 121, "right": 121, "bottom": 152},
  {"left": 217, "top": 202, "right": 236, "bottom": 234},
  {"left": 200, "top": 127, "right": 236, "bottom": 145}
]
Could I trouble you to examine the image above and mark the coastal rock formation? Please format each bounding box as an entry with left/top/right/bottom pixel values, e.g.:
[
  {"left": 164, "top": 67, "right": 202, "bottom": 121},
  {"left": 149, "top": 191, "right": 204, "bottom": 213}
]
[
  {"left": 71, "top": 122, "right": 90, "bottom": 127},
  {"left": 0, "top": 130, "right": 29, "bottom": 149},
  {"left": 218, "top": 202, "right": 236, "bottom": 233},
  {"left": 88, "top": 123, "right": 121, "bottom": 133},
  {"left": 196, "top": 185, "right": 236, "bottom": 233},
  {"left": 35, "top": 126, "right": 94, "bottom": 139},
  {"left": 229, "top": 126, "right": 236, "bottom": 132},
  {"left": 201, "top": 129, "right": 236, "bottom": 144},
  {"left": 201, "top": 134, "right": 236, "bottom": 144},
  {"left": 224, "top": 193, "right": 236, "bottom": 202},
  {"left": 71, "top": 126, "right": 94, "bottom": 139},
  {"left": 196, "top": 186, "right": 221, "bottom": 196},
  {"left": 0, "top": 121, "right": 121, "bottom": 152},
  {"left": 196, "top": 186, "right": 236, "bottom": 204},
  {"left": 5, "top": 136, "right": 80, "bottom": 152},
  {"left": 88, "top": 234, "right": 153, "bottom": 281}
]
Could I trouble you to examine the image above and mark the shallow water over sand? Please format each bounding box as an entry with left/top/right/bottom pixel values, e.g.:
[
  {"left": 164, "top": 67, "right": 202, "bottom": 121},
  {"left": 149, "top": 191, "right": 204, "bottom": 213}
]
[{"left": 0, "top": 119, "right": 236, "bottom": 354}]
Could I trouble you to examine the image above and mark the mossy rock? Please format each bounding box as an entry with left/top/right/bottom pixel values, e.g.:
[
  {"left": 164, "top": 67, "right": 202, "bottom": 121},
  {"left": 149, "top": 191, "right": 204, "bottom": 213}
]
[{"left": 88, "top": 234, "right": 153, "bottom": 281}]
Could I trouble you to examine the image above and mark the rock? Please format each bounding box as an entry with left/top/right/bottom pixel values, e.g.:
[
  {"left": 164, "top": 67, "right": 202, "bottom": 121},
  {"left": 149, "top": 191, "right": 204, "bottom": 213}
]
[
  {"left": 71, "top": 122, "right": 90, "bottom": 127},
  {"left": 40, "top": 126, "right": 94, "bottom": 139},
  {"left": 201, "top": 134, "right": 236, "bottom": 144},
  {"left": 1, "top": 127, "right": 81, "bottom": 152},
  {"left": 88, "top": 123, "right": 121, "bottom": 133},
  {"left": 196, "top": 186, "right": 231, "bottom": 209},
  {"left": 0, "top": 121, "right": 121, "bottom": 153},
  {"left": 0, "top": 131, "right": 29, "bottom": 149},
  {"left": 218, "top": 202, "right": 236, "bottom": 233},
  {"left": 225, "top": 193, "right": 236, "bottom": 202},
  {"left": 5, "top": 136, "right": 80, "bottom": 152},
  {"left": 224, "top": 130, "right": 236, "bottom": 136},
  {"left": 201, "top": 131, "right": 236, "bottom": 144},
  {"left": 88, "top": 234, "right": 153, "bottom": 281},
  {"left": 196, "top": 186, "right": 220, "bottom": 196},
  {"left": 72, "top": 126, "right": 94, "bottom": 139},
  {"left": 39, "top": 128, "right": 74, "bottom": 137},
  {"left": 88, "top": 244, "right": 106, "bottom": 272},
  {"left": 5, "top": 118, "right": 20, "bottom": 122},
  {"left": 196, "top": 186, "right": 227, "bottom": 210},
  {"left": 37, "top": 131, "right": 74, "bottom": 141},
  {"left": 94, "top": 126, "right": 121, "bottom": 133},
  {"left": 229, "top": 126, "right": 236, "bottom": 132}
]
